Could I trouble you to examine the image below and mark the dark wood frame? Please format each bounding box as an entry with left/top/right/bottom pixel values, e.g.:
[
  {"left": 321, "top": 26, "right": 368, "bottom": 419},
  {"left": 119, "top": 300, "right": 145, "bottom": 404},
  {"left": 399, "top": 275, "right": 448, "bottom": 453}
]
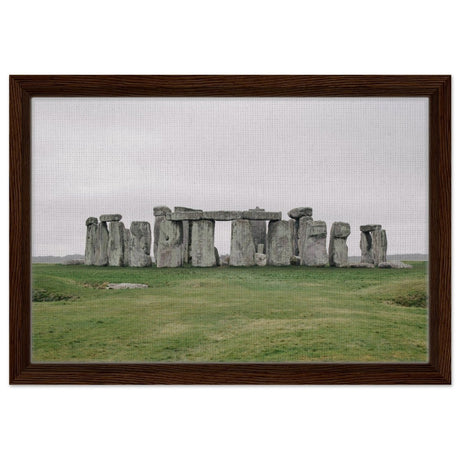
[{"left": 10, "top": 75, "right": 451, "bottom": 384}]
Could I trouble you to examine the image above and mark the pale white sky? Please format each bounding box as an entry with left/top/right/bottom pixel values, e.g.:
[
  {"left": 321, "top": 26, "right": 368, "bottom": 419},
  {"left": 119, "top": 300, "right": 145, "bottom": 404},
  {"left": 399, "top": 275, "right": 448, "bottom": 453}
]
[{"left": 31, "top": 97, "right": 429, "bottom": 257}]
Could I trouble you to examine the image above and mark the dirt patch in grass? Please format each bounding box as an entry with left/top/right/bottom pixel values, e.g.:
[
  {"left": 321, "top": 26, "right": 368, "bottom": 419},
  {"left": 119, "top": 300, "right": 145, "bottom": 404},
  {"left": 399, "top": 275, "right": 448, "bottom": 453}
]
[{"left": 32, "top": 288, "right": 78, "bottom": 302}]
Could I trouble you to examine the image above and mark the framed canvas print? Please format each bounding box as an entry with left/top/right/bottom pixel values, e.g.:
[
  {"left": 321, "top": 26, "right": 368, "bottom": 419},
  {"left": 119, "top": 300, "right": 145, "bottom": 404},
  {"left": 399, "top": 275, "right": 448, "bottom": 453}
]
[{"left": 10, "top": 75, "right": 451, "bottom": 384}]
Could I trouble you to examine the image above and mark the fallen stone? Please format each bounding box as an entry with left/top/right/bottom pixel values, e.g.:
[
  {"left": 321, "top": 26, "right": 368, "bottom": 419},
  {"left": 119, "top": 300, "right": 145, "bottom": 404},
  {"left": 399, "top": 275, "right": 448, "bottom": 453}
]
[
  {"left": 348, "top": 262, "right": 375, "bottom": 268},
  {"left": 94, "top": 222, "right": 109, "bottom": 266},
  {"left": 288, "top": 207, "right": 313, "bottom": 219},
  {"left": 267, "top": 220, "right": 293, "bottom": 266},
  {"left": 106, "top": 283, "right": 148, "bottom": 289},
  {"left": 128, "top": 221, "right": 152, "bottom": 267},
  {"left": 169, "top": 211, "right": 203, "bottom": 221},
  {"left": 85, "top": 217, "right": 98, "bottom": 226},
  {"left": 100, "top": 214, "right": 122, "bottom": 222},
  {"left": 378, "top": 261, "right": 413, "bottom": 269},
  {"left": 299, "top": 220, "right": 328, "bottom": 267},
  {"left": 108, "top": 221, "right": 125, "bottom": 266},
  {"left": 202, "top": 211, "right": 243, "bottom": 221},
  {"left": 230, "top": 219, "right": 256, "bottom": 266},
  {"left": 242, "top": 210, "right": 282, "bottom": 220},
  {"left": 153, "top": 206, "right": 171, "bottom": 217},
  {"left": 190, "top": 220, "right": 216, "bottom": 267},
  {"left": 156, "top": 220, "right": 183, "bottom": 268},
  {"left": 63, "top": 259, "right": 84, "bottom": 265},
  {"left": 255, "top": 253, "right": 267, "bottom": 266},
  {"left": 290, "top": 255, "right": 301, "bottom": 266}
]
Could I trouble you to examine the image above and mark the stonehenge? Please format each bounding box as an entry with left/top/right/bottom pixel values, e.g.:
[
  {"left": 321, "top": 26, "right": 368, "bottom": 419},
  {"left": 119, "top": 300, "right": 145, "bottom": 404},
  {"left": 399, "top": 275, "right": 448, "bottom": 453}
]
[
  {"left": 84, "top": 207, "right": 399, "bottom": 269},
  {"left": 84, "top": 214, "right": 152, "bottom": 267},
  {"left": 360, "top": 225, "right": 387, "bottom": 266}
]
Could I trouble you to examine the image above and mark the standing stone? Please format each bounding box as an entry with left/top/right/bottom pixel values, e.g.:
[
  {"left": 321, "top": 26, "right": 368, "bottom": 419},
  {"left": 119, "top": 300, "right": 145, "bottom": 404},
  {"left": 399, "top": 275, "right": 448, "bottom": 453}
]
[
  {"left": 175, "top": 207, "right": 200, "bottom": 264},
  {"left": 267, "top": 220, "right": 293, "bottom": 266},
  {"left": 360, "top": 225, "right": 387, "bottom": 266},
  {"left": 247, "top": 207, "right": 267, "bottom": 253},
  {"left": 94, "top": 222, "right": 109, "bottom": 266},
  {"left": 329, "top": 222, "right": 351, "bottom": 267},
  {"left": 108, "top": 221, "right": 125, "bottom": 266},
  {"left": 190, "top": 220, "right": 216, "bottom": 267},
  {"left": 289, "top": 219, "right": 299, "bottom": 256},
  {"left": 230, "top": 219, "right": 256, "bottom": 266},
  {"left": 153, "top": 206, "right": 171, "bottom": 263},
  {"left": 299, "top": 220, "right": 328, "bottom": 266},
  {"left": 257, "top": 243, "right": 264, "bottom": 254},
  {"left": 214, "top": 247, "right": 220, "bottom": 266},
  {"left": 84, "top": 217, "right": 98, "bottom": 265},
  {"left": 156, "top": 220, "right": 183, "bottom": 268},
  {"left": 255, "top": 253, "right": 267, "bottom": 266},
  {"left": 123, "top": 228, "right": 131, "bottom": 266},
  {"left": 129, "top": 221, "right": 152, "bottom": 267}
]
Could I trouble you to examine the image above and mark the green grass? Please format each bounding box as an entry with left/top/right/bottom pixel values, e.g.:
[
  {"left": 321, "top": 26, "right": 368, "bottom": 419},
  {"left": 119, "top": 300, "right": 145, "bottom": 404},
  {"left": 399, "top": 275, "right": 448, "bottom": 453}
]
[{"left": 31, "top": 262, "right": 429, "bottom": 363}]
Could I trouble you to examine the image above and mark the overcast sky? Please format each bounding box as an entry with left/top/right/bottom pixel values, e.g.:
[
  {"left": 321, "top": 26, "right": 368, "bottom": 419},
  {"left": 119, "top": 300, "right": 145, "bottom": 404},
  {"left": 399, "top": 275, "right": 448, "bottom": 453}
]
[{"left": 31, "top": 97, "right": 429, "bottom": 257}]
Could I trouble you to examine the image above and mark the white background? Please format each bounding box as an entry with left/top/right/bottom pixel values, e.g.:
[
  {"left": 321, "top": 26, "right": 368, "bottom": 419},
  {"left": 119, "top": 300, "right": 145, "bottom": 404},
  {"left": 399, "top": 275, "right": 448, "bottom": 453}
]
[{"left": 1, "top": 1, "right": 458, "bottom": 459}]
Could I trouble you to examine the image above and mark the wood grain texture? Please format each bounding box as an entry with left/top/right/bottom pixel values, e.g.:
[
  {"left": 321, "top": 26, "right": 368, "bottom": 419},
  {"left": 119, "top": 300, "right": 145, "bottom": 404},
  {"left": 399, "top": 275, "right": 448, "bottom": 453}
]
[{"left": 9, "top": 75, "right": 451, "bottom": 385}]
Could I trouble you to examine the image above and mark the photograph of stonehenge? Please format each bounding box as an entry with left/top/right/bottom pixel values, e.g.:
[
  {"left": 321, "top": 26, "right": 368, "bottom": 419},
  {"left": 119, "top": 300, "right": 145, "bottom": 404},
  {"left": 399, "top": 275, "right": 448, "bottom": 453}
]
[
  {"left": 31, "top": 96, "right": 428, "bottom": 363},
  {"left": 85, "top": 207, "right": 406, "bottom": 270}
]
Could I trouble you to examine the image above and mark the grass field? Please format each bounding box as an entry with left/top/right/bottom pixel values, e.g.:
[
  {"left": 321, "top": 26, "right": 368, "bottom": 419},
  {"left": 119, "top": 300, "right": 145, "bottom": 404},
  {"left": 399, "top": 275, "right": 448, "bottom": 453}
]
[{"left": 31, "top": 262, "right": 428, "bottom": 363}]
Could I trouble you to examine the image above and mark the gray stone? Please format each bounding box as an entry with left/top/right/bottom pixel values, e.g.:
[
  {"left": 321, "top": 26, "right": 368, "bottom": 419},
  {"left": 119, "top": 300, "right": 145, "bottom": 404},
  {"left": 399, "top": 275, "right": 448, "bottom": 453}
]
[
  {"left": 85, "top": 217, "right": 98, "bottom": 226},
  {"left": 175, "top": 206, "right": 203, "bottom": 212},
  {"left": 128, "top": 221, "right": 152, "bottom": 267},
  {"left": 378, "top": 261, "right": 412, "bottom": 269},
  {"left": 153, "top": 206, "right": 171, "bottom": 217},
  {"left": 63, "top": 258, "right": 84, "bottom": 265},
  {"left": 289, "top": 219, "right": 299, "bottom": 256},
  {"left": 329, "top": 222, "right": 351, "bottom": 267},
  {"left": 348, "top": 262, "right": 375, "bottom": 268},
  {"left": 108, "top": 221, "right": 125, "bottom": 266},
  {"left": 84, "top": 218, "right": 98, "bottom": 265},
  {"left": 267, "top": 220, "right": 293, "bottom": 266},
  {"left": 202, "top": 211, "right": 243, "bottom": 221},
  {"left": 156, "top": 220, "right": 183, "bottom": 268},
  {"left": 257, "top": 244, "right": 264, "bottom": 254},
  {"left": 248, "top": 219, "right": 267, "bottom": 254},
  {"left": 107, "top": 283, "right": 148, "bottom": 289},
  {"left": 360, "top": 224, "right": 382, "bottom": 233},
  {"left": 181, "top": 220, "right": 191, "bottom": 264},
  {"left": 190, "top": 220, "right": 216, "bottom": 267},
  {"left": 242, "top": 210, "right": 282, "bottom": 221},
  {"left": 153, "top": 215, "right": 166, "bottom": 262},
  {"left": 255, "top": 253, "right": 267, "bottom": 266},
  {"left": 330, "top": 222, "right": 351, "bottom": 238},
  {"left": 123, "top": 228, "right": 131, "bottom": 266},
  {"left": 94, "top": 222, "right": 109, "bottom": 266},
  {"left": 214, "top": 247, "right": 220, "bottom": 266},
  {"left": 100, "top": 214, "right": 122, "bottom": 222},
  {"left": 299, "top": 220, "right": 328, "bottom": 267},
  {"left": 220, "top": 254, "right": 230, "bottom": 266},
  {"left": 360, "top": 226, "right": 387, "bottom": 265},
  {"left": 169, "top": 211, "right": 203, "bottom": 221},
  {"left": 230, "top": 220, "right": 256, "bottom": 266},
  {"left": 290, "top": 255, "right": 301, "bottom": 266},
  {"left": 287, "top": 207, "right": 313, "bottom": 219}
]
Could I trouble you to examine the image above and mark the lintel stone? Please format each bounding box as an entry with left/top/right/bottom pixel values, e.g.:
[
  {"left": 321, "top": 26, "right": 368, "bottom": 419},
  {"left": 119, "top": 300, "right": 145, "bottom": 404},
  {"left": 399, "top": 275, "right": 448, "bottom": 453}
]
[
  {"left": 360, "top": 224, "right": 382, "bottom": 232},
  {"left": 202, "top": 211, "right": 243, "bottom": 221},
  {"left": 100, "top": 214, "right": 122, "bottom": 222},
  {"left": 242, "top": 210, "right": 281, "bottom": 220},
  {"left": 169, "top": 211, "right": 204, "bottom": 221}
]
